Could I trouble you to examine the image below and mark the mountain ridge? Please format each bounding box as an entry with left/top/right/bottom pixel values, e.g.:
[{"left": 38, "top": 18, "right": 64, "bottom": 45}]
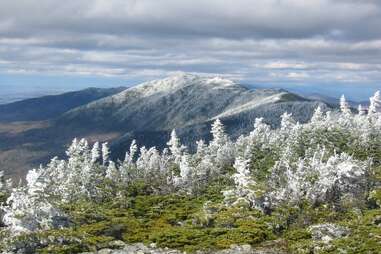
[{"left": 0, "top": 87, "right": 126, "bottom": 122}]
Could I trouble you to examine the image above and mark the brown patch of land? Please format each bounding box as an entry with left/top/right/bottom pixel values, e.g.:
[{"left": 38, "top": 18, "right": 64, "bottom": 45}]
[
  {"left": 83, "top": 132, "right": 122, "bottom": 143},
  {"left": 0, "top": 121, "right": 123, "bottom": 180},
  {"left": 0, "top": 121, "right": 49, "bottom": 135},
  {"left": 0, "top": 148, "right": 49, "bottom": 180}
]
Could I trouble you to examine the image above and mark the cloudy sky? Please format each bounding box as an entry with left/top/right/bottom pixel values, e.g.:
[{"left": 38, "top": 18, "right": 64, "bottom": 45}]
[{"left": 1, "top": 0, "right": 380, "bottom": 100}]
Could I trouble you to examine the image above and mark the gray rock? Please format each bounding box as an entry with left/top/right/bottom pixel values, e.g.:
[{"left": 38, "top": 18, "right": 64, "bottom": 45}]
[
  {"left": 81, "top": 242, "right": 288, "bottom": 254},
  {"left": 107, "top": 240, "right": 126, "bottom": 249},
  {"left": 97, "top": 249, "right": 114, "bottom": 254},
  {"left": 308, "top": 223, "right": 350, "bottom": 243}
]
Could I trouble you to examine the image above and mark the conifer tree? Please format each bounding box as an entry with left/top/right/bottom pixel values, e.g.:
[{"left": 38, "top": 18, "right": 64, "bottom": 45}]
[
  {"left": 102, "top": 142, "right": 110, "bottom": 165},
  {"left": 369, "top": 90, "right": 381, "bottom": 115},
  {"left": 340, "top": 95, "right": 351, "bottom": 114},
  {"left": 167, "top": 129, "right": 185, "bottom": 164}
]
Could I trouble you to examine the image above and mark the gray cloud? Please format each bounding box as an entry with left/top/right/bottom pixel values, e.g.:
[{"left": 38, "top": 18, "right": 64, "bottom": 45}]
[{"left": 0, "top": 0, "right": 381, "bottom": 87}]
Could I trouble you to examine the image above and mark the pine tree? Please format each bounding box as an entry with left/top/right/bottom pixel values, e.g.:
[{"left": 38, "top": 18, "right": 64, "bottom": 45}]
[
  {"left": 210, "top": 119, "right": 228, "bottom": 147},
  {"left": 102, "top": 142, "right": 110, "bottom": 165},
  {"left": 280, "top": 112, "right": 296, "bottom": 131},
  {"left": 223, "top": 157, "right": 258, "bottom": 208},
  {"left": 369, "top": 90, "right": 381, "bottom": 115},
  {"left": 167, "top": 129, "right": 185, "bottom": 164},
  {"left": 91, "top": 142, "right": 100, "bottom": 164},
  {"left": 311, "top": 106, "right": 324, "bottom": 124},
  {"left": 340, "top": 95, "right": 351, "bottom": 114},
  {"left": 358, "top": 104, "right": 367, "bottom": 116}
]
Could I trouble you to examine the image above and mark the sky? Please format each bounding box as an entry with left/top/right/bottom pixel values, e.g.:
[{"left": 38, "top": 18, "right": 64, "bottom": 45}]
[{"left": 0, "top": 0, "right": 380, "bottom": 101}]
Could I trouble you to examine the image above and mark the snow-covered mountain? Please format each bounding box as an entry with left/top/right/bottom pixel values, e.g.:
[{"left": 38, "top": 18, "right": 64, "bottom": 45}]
[
  {"left": 0, "top": 73, "right": 330, "bottom": 177},
  {"left": 55, "top": 73, "right": 328, "bottom": 156}
]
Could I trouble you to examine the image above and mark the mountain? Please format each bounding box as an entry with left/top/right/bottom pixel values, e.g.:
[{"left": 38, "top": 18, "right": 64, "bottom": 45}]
[
  {"left": 0, "top": 87, "right": 126, "bottom": 122},
  {"left": 0, "top": 74, "right": 330, "bottom": 178},
  {"left": 56, "top": 73, "right": 329, "bottom": 156},
  {"left": 304, "top": 93, "right": 369, "bottom": 108}
]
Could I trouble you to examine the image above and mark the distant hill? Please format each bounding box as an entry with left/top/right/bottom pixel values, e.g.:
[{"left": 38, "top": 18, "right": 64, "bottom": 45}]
[
  {"left": 305, "top": 93, "right": 368, "bottom": 108},
  {"left": 0, "top": 74, "right": 330, "bottom": 178},
  {"left": 0, "top": 87, "right": 126, "bottom": 122}
]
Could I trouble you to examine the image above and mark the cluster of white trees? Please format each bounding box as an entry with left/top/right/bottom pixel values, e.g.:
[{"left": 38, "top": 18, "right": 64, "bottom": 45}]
[{"left": 0, "top": 91, "right": 380, "bottom": 235}]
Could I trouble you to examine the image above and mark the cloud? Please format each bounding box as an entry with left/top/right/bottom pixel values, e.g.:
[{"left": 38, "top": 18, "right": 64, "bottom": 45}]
[{"left": 0, "top": 0, "right": 380, "bottom": 87}]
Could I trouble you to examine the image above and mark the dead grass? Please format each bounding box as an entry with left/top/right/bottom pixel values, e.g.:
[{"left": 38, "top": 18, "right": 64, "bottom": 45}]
[{"left": 0, "top": 121, "right": 49, "bottom": 135}]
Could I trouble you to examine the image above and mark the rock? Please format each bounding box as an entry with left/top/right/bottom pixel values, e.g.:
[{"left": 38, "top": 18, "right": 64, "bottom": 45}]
[
  {"left": 309, "top": 223, "right": 350, "bottom": 243},
  {"left": 107, "top": 240, "right": 126, "bottom": 249},
  {"left": 373, "top": 215, "right": 381, "bottom": 226},
  {"left": 77, "top": 242, "right": 288, "bottom": 254},
  {"left": 51, "top": 215, "right": 73, "bottom": 229},
  {"left": 97, "top": 249, "right": 113, "bottom": 254}
]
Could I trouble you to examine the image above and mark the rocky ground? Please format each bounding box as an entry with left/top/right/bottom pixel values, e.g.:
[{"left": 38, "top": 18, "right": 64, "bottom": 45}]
[
  {"left": 80, "top": 242, "right": 286, "bottom": 254},
  {"left": 79, "top": 223, "right": 351, "bottom": 254}
]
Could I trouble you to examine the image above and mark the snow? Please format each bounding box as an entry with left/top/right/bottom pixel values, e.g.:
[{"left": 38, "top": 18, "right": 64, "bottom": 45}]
[
  {"left": 213, "top": 93, "right": 284, "bottom": 119},
  {"left": 109, "top": 73, "right": 240, "bottom": 102}
]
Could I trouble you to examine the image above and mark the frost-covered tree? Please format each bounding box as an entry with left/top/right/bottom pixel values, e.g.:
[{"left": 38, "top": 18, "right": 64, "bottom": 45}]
[
  {"left": 167, "top": 129, "right": 186, "bottom": 164},
  {"left": 358, "top": 104, "right": 366, "bottom": 116},
  {"left": 102, "top": 142, "right": 110, "bottom": 165},
  {"left": 310, "top": 106, "right": 325, "bottom": 124},
  {"left": 340, "top": 95, "right": 351, "bottom": 115},
  {"left": 174, "top": 154, "right": 194, "bottom": 191},
  {"left": 209, "top": 119, "right": 235, "bottom": 169},
  {"left": 2, "top": 167, "right": 67, "bottom": 234},
  {"left": 0, "top": 171, "right": 5, "bottom": 193},
  {"left": 91, "top": 142, "right": 100, "bottom": 164},
  {"left": 210, "top": 119, "right": 228, "bottom": 147},
  {"left": 119, "top": 140, "right": 138, "bottom": 182},
  {"left": 250, "top": 117, "right": 271, "bottom": 143},
  {"left": 0, "top": 171, "right": 11, "bottom": 226},
  {"left": 223, "top": 157, "right": 259, "bottom": 208},
  {"left": 369, "top": 90, "right": 381, "bottom": 115},
  {"left": 106, "top": 161, "right": 119, "bottom": 180},
  {"left": 196, "top": 139, "right": 207, "bottom": 158},
  {"left": 280, "top": 112, "right": 296, "bottom": 131},
  {"left": 267, "top": 149, "right": 369, "bottom": 208},
  {"left": 2, "top": 189, "right": 65, "bottom": 233},
  {"left": 125, "top": 139, "right": 138, "bottom": 164},
  {"left": 0, "top": 171, "right": 11, "bottom": 199}
]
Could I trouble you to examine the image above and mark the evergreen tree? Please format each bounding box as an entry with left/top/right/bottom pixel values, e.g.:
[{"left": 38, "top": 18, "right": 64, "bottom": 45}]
[
  {"left": 167, "top": 129, "right": 186, "bottom": 164},
  {"left": 340, "top": 95, "right": 351, "bottom": 114},
  {"left": 369, "top": 90, "right": 381, "bottom": 115}
]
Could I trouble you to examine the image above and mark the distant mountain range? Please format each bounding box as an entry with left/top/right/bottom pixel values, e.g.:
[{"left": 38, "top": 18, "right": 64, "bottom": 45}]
[
  {"left": 0, "top": 87, "right": 126, "bottom": 122},
  {"left": 0, "top": 74, "right": 331, "bottom": 178},
  {"left": 303, "top": 93, "right": 369, "bottom": 108}
]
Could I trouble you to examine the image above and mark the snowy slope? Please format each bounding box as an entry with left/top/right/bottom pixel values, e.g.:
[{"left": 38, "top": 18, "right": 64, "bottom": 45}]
[{"left": 59, "top": 73, "right": 316, "bottom": 132}]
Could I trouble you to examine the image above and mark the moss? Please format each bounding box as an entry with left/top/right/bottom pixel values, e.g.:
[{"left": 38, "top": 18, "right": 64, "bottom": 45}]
[
  {"left": 4, "top": 195, "right": 381, "bottom": 253},
  {"left": 14, "top": 195, "right": 273, "bottom": 253},
  {"left": 0, "top": 192, "right": 7, "bottom": 205},
  {"left": 250, "top": 147, "right": 277, "bottom": 181},
  {"left": 149, "top": 227, "right": 210, "bottom": 252},
  {"left": 285, "top": 228, "right": 312, "bottom": 241}
]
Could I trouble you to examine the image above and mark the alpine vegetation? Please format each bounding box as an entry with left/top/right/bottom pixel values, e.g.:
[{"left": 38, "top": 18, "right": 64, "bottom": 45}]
[{"left": 0, "top": 91, "right": 381, "bottom": 253}]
